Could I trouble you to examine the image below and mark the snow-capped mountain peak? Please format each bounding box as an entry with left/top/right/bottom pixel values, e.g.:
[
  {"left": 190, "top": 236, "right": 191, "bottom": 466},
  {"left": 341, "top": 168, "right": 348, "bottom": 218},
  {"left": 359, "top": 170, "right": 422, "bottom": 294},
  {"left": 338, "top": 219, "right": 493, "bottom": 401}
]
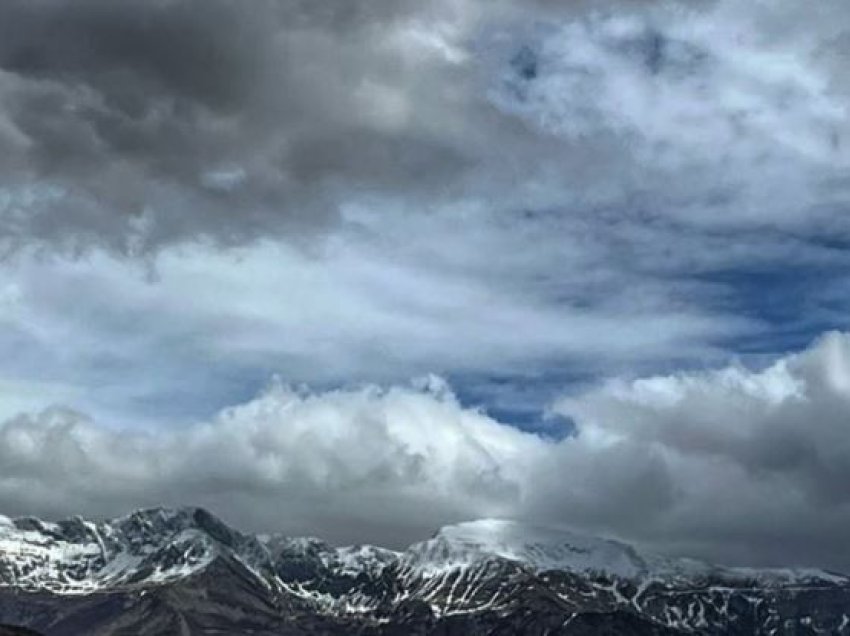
[
  {"left": 404, "top": 518, "right": 849, "bottom": 587},
  {"left": 0, "top": 507, "right": 227, "bottom": 594},
  {"left": 1, "top": 509, "right": 849, "bottom": 634},
  {"left": 405, "top": 518, "right": 647, "bottom": 578}
]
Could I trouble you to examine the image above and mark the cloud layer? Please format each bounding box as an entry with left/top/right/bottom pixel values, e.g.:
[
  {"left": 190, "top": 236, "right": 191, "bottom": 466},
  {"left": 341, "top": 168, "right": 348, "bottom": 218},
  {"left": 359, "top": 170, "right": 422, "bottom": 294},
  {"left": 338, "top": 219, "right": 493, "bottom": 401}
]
[
  {"left": 0, "top": 237, "right": 747, "bottom": 426},
  {"left": 542, "top": 331, "right": 850, "bottom": 569},
  {"left": 0, "top": 376, "right": 542, "bottom": 547},
  {"left": 2, "top": 0, "right": 849, "bottom": 250},
  {"left": 3, "top": 334, "right": 850, "bottom": 571},
  {"left": 0, "top": 0, "right": 849, "bottom": 576},
  {"left": 1, "top": 0, "right": 848, "bottom": 411}
]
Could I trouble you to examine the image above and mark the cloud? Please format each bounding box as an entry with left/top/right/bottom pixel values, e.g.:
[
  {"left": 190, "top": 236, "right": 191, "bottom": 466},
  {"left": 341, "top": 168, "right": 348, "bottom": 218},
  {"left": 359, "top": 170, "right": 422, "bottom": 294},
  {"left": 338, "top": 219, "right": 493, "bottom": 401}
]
[
  {"left": 0, "top": 378, "right": 545, "bottom": 547},
  {"left": 0, "top": 0, "right": 495, "bottom": 251},
  {"left": 0, "top": 230, "right": 750, "bottom": 426},
  {"left": 489, "top": 0, "right": 850, "bottom": 231},
  {"left": 0, "top": 0, "right": 850, "bottom": 575},
  {"left": 541, "top": 331, "right": 850, "bottom": 569},
  {"left": 0, "top": 0, "right": 847, "bottom": 393},
  {"left": 3, "top": 333, "right": 850, "bottom": 571},
  {"left": 2, "top": 0, "right": 848, "bottom": 252}
]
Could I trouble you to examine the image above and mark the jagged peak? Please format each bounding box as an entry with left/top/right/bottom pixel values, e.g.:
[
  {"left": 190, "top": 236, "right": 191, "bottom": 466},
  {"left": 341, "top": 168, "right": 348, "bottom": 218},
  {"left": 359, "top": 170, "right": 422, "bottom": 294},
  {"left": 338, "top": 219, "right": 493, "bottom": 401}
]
[
  {"left": 0, "top": 507, "right": 242, "bottom": 594},
  {"left": 0, "top": 506, "right": 223, "bottom": 536},
  {"left": 112, "top": 505, "right": 220, "bottom": 527},
  {"left": 0, "top": 510, "right": 846, "bottom": 596}
]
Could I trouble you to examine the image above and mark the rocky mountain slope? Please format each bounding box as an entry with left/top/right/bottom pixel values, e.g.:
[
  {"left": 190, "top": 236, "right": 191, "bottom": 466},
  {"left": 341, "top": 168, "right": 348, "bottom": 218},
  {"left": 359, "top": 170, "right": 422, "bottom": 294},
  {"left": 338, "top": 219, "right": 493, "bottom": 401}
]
[{"left": 0, "top": 507, "right": 847, "bottom": 635}]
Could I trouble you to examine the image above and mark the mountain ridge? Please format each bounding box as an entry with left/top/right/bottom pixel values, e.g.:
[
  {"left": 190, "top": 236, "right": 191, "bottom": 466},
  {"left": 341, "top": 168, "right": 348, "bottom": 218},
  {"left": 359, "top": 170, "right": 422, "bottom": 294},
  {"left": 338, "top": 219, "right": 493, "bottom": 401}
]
[{"left": 0, "top": 506, "right": 847, "bottom": 635}]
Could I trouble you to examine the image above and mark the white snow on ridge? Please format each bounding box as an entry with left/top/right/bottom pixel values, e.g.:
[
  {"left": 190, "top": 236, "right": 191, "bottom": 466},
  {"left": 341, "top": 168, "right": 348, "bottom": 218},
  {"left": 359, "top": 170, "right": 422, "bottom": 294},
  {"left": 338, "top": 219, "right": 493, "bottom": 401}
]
[
  {"left": 0, "top": 510, "right": 218, "bottom": 594},
  {"left": 404, "top": 519, "right": 647, "bottom": 578},
  {"left": 723, "top": 566, "right": 849, "bottom": 587},
  {"left": 403, "top": 519, "right": 849, "bottom": 586},
  {"left": 261, "top": 534, "right": 399, "bottom": 578},
  {"left": 0, "top": 510, "right": 845, "bottom": 596},
  {"left": 334, "top": 545, "right": 400, "bottom": 577}
]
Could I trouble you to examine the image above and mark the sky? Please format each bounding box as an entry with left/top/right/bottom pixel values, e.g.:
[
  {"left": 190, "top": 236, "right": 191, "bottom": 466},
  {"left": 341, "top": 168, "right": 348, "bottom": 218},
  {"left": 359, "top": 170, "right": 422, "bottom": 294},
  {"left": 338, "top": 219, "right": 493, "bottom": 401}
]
[{"left": 1, "top": 0, "right": 850, "bottom": 571}]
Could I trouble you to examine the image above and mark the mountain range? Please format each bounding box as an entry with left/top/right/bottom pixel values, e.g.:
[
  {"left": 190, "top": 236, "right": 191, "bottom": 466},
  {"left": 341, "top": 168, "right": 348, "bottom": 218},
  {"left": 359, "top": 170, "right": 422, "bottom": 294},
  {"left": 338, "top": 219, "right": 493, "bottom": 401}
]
[{"left": 0, "top": 507, "right": 847, "bottom": 635}]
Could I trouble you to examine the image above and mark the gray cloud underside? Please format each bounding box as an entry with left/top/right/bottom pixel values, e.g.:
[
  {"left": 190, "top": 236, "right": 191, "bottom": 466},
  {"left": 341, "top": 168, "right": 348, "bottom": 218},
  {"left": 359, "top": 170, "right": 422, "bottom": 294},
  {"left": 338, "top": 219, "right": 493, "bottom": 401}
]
[
  {"left": 2, "top": 333, "right": 850, "bottom": 571},
  {"left": 0, "top": 0, "right": 508, "bottom": 250},
  {"left": 0, "top": 3, "right": 382, "bottom": 246},
  {"left": 1, "top": 0, "right": 849, "bottom": 251}
]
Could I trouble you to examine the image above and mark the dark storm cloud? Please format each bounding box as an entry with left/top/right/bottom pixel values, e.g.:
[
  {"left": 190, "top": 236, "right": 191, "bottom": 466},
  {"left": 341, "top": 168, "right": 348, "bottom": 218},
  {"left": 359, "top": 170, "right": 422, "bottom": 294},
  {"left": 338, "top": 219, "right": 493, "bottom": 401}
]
[
  {"left": 0, "top": 0, "right": 478, "bottom": 250},
  {"left": 3, "top": 0, "right": 847, "bottom": 252}
]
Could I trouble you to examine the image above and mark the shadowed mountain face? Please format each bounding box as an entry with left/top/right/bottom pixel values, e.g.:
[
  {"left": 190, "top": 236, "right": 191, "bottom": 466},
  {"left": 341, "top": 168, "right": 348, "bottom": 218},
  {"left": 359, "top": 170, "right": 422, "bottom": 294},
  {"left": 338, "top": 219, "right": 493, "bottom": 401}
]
[
  {"left": 0, "top": 508, "right": 848, "bottom": 635},
  {"left": 0, "top": 627, "right": 43, "bottom": 636}
]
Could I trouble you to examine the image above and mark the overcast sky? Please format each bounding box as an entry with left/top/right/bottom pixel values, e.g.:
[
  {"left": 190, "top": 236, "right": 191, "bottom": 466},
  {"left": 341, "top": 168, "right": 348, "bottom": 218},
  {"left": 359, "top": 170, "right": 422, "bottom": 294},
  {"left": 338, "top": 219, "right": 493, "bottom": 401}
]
[{"left": 1, "top": 0, "right": 850, "bottom": 571}]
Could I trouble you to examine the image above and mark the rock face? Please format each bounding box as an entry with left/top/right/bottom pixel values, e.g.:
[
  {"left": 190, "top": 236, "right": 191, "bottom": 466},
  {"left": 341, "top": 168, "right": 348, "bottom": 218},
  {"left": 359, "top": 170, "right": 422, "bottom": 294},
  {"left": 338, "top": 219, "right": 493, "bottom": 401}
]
[{"left": 0, "top": 509, "right": 847, "bottom": 635}]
